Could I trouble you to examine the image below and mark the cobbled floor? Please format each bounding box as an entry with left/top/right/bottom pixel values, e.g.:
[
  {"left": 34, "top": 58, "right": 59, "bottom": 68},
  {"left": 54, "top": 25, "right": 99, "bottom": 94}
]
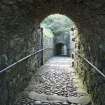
[{"left": 14, "top": 57, "right": 90, "bottom": 105}]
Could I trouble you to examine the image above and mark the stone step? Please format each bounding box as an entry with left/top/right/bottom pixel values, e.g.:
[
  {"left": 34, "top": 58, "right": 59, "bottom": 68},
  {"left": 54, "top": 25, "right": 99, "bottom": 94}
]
[
  {"left": 14, "top": 91, "right": 91, "bottom": 105},
  {"left": 28, "top": 91, "right": 91, "bottom": 105}
]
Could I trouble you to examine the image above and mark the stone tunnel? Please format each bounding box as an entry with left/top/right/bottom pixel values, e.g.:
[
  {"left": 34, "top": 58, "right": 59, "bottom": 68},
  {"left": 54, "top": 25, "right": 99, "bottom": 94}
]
[{"left": 0, "top": 0, "right": 105, "bottom": 105}]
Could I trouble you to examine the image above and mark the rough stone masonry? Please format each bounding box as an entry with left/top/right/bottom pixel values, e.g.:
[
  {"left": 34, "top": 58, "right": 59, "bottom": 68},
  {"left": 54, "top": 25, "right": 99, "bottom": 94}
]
[{"left": 0, "top": 0, "right": 105, "bottom": 105}]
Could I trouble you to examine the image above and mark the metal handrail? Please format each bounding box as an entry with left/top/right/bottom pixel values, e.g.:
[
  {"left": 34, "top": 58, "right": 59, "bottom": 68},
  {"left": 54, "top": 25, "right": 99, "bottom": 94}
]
[
  {"left": 77, "top": 53, "right": 105, "bottom": 78},
  {"left": 0, "top": 48, "right": 48, "bottom": 74}
]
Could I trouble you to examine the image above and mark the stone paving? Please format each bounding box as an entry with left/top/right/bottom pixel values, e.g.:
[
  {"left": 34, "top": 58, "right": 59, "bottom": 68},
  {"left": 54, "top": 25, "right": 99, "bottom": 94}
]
[{"left": 14, "top": 57, "right": 91, "bottom": 105}]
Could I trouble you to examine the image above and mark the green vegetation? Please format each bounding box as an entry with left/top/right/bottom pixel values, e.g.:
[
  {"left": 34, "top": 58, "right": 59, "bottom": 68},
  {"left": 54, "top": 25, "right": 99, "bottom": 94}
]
[
  {"left": 42, "top": 28, "right": 54, "bottom": 38},
  {"left": 41, "top": 14, "right": 74, "bottom": 36}
]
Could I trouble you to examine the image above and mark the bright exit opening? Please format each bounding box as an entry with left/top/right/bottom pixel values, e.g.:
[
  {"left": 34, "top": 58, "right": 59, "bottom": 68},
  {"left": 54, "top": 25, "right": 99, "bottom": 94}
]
[{"left": 40, "top": 14, "right": 78, "bottom": 60}]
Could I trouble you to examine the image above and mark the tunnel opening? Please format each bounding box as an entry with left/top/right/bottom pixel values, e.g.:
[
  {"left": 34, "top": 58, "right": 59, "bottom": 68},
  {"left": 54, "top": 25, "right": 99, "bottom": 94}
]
[
  {"left": 33, "top": 13, "right": 91, "bottom": 103},
  {"left": 0, "top": 1, "right": 105, "bottom": 104},
  {"left": 55, "top": 43, "right": 67, "bottom": 56},
  {"left": 40, "top": 14, "right": 78, "bottom": 58}
]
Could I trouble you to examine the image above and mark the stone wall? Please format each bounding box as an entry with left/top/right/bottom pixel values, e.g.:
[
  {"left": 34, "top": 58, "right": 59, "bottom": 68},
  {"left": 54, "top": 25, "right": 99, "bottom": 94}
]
[
  {"left": 42, "top": 28, "right": 54, "bottom": 62},
  {"left": 75, "top": 26, "right": 105, "bottom": 105},
  {"left": 74, "top": 10, "right": 105, "bottom": 105},
  {"left": 0, "top": 0, "right": 43, "bottom": 105},
  {"left": 0, "top": 0, "right": 105, "bottom": 105}
]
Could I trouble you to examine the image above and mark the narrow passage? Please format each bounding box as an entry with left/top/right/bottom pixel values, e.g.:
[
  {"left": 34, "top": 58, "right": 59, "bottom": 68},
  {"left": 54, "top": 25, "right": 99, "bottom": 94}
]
[{"left": 15, "top": 57, "right": 90, "bottom": 105}]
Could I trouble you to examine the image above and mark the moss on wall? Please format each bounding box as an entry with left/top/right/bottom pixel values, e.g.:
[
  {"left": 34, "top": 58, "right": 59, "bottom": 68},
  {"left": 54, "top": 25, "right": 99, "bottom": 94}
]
[{"left": 0, "top": 0, "right": 43, "bottom": 105}]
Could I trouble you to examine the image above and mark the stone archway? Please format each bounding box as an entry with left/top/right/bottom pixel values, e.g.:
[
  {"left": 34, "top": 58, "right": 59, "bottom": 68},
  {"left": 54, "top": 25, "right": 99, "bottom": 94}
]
[
  {"left": 0, "top": 0, "right": 105, "bottom": 104},
  {"left": 33, "top": 1, "right": 105, "bottom": 104}
]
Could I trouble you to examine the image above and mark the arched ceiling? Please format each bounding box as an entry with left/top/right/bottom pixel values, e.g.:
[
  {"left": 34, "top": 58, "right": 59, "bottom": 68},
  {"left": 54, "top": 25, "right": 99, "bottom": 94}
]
[
  {"left": 33, "top": 0, "right": 82, "bottom": 23},
  {"left": 33, "top": 0, "right": 105, "bottom": 25}
]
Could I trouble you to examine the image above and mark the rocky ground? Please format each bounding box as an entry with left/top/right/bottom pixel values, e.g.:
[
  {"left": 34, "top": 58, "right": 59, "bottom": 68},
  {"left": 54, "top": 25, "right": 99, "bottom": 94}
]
[{"left": 14, "top": 57, "right": 91, "bottom": 105}]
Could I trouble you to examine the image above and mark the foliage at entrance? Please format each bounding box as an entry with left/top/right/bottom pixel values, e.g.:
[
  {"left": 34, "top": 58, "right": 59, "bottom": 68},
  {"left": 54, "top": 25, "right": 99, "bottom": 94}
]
[
  {"left": 41, "top": 14, "right": 74, "bottom": 35},
  {"left": 43, "top": 28, "right": 54, "bottom": 38}
]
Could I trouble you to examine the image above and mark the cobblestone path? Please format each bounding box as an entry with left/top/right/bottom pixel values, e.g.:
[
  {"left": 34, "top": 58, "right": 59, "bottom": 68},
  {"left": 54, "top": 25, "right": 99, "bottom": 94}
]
[{"left": 14, "top": 57, "right": 91, "bottom": 105}]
